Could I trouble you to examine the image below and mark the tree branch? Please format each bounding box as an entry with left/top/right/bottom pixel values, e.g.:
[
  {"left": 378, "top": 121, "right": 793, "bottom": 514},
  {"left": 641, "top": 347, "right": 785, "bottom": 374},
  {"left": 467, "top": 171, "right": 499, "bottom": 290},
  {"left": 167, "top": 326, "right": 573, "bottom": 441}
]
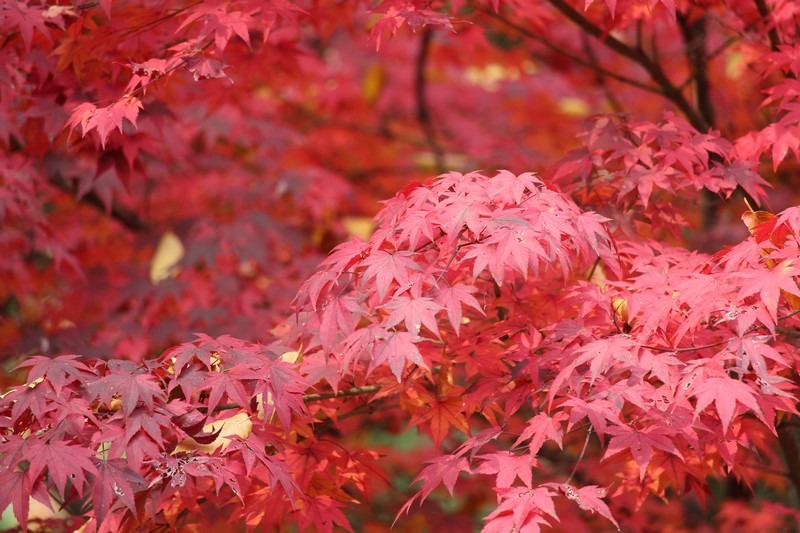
[
  {"left": 676, "top": 12, "right": 721, "bottom": 229},
  {"left": 303, "top": 384, "right": 382, "bottom": 403},
  {"left": 208, "top": 384, "right": 384, "bottom": 414},
  {"left": 477, "top": 6, "right": 663, "bottom": 95},
  {"left": 546, "top": 0, "right": 710, "bottom": 131},
  {"left": 677, "top": 13, "right": 715, "bottom": 129},
  {"left": 416, "top": 27, "right": 445, "bottom": 174},
  {"left": 777, "top": 420, "right": 800, "bottom": 495},
  {"left": 754, "top": 0, "right": 783, "bottom": 53},
  {"left": 49, "top": 174, "right": 149, "bottom": 232}
]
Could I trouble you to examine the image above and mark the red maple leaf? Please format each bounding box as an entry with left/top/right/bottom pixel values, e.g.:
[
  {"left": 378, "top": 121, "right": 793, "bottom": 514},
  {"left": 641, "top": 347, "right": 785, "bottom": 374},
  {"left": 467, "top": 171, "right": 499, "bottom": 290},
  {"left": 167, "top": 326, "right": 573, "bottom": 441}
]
[
  {"left": 24, "top": 438, "right": 97, "bottom": 498},
  {"left": 370, "top": 330, "right": 427, "bottom": 380},
  {"left": 514, "top": 411, "right": 568, "bottom": 457},
  {"left": 360, "top": 249, "right": 420, "bottom": 300},
  {"left": 14, "top": 354, "right": 93, "bottom": 395},
  {"left": 545, "top": 483, "right": 619, "bottom": 530},
  {"left": 403, "top": 453, "right": 470, "bottom": 507},
  {"left": 482, "top": 486, "right": 558, "bottom": 533},
  {"left": 381, "top": 295, "right": 442, "bottom": 336},
  {"left": 87, "top": 360, "right": 165, "bottom": 416},
  {"left": 68, "top": 96, "right": 143, "bottom": 149},
  {"left": 433, "top": 283, "right": 483, "bottom": 334},
  {"left": 602, "top": 424, "right": 684, "bottom": 480},
  {"left": 408, "top": 389, "right": 470, "bottom": 448},
  {"left": 91, "top": 459, "right": 146, "bottom": 527},
  {"left": 474, "top": 451, "right": 535, "bottom": 488}
]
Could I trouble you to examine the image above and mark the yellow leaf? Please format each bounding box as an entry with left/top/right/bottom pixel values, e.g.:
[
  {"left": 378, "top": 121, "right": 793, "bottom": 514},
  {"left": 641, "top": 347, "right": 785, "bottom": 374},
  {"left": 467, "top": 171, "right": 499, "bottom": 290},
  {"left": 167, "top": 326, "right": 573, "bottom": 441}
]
[
  {"left": 173, "top": 412, "right": 252, "bottom": 454},
  {"left": 342, "top": 217, "right": 375, "bottom": 241},
  {"left": 612, "top": 298, "right": 629, "bottom": 325},
  {"left": 558, "top": 97, "right": 590, "bottom": 117},
  {"left": 362, "top": 64, "right": 386, "bottom": 104},
  {"left": 150, "top": 231, "right": 184, "bottom": 284},
  {"left": 280, "top": 349, "right": 303, "bottom": 364}
]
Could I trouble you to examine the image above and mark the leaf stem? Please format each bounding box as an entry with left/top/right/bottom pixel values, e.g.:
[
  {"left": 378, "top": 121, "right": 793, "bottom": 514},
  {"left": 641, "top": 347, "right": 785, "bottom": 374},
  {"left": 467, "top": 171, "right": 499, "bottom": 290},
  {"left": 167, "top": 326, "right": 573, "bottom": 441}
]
[{"left": 566, "top": 425, "right": 592, "bottom": 484}]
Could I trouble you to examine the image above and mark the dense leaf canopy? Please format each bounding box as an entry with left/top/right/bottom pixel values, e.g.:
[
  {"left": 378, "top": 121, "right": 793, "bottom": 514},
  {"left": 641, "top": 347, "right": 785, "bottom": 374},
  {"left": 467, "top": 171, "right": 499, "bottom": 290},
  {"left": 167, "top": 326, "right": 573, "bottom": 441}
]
[{"left": 2, "top": 0, "right": 800, "bottom": 531}]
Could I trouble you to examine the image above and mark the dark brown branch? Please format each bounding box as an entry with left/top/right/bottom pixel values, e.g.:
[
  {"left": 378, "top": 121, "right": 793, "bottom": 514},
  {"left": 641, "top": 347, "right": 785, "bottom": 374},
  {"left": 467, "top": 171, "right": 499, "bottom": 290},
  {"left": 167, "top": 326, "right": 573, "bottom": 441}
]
[
  {"left": 49, "top": 174, "right": 149, "bottom": 232},
  {"left": 776, "top": 326, "right": 800, "bottom": 337},
  {"left": 777, "top": 420, "right": 800, "bottom": 495},
  {"left": 546, "top": 0, "right": 710, "bottom": 131},
  {"left": 208, "top": 384, "right": 384, "bottom": 414},
  {"left": 416, "top": 28, "right": 445, "bottom": 174},
  {"left": 677, "top": 13, "right": 715, "bottom": 129},
  {"left": 477, "top": 7, "right": 663, "bottom": 95},
  {"left": 676, "top": 12, "right": 720, "bottom": 229},
  {"left": 303, "top": 384, "right": 382, "bottom": 403},
  {"left": 754, "top": 0, "right": 783, "bottom": 53}
]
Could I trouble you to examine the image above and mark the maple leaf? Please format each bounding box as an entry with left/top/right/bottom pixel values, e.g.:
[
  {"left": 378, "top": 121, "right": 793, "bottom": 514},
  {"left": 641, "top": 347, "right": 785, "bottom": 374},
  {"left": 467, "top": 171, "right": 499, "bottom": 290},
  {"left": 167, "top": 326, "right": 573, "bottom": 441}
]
[
  {"left": 2, "top": 1, "right": 51, "bottom": 49},
  {"left": 370, "top": 1, "right": 455, "bottom": 50},
  {"left": 482, "top": 486, "right": 558, "bottom": 533},
  {"left": 360, "top": 249, "right": 421, "bottom": 299},
  {"left": 370, "top": 330, "right": 427, "bottom": 380},
  {"left": 224, "top": 431, "right": 298, "bottom": 498},
  {"left": 474, "top": 451, "right": 534, "bottom": 488},
  {"left": 251, "top": 359, "right": 309, "bottom": 430},
  {"left": 318, "top": 294, "right": 362, "bottom": 351},
  {"left": 546, "top": 483, "right": 619, "bottom": 530},
  {"left": 24, "top": 438, "right": 98, "bottom": 498},
  {"left": 692, "top": 375, "right": 766, "bottom": 432},
  {"left": 514, "top": 411, "right": 568, "bottom": 457},
  {"left": 434, "top": 184, "right": 491, "bottom": 239},
  {"left": 453, "top": 426, "right": 503, "bottom": 459},
  {"left": 69, "top": 96, "right": 143, "bottom": 149},
  {"left": 602, "top": 425, "right": 684, "bottom": 480},
  {"left": 408, "top": 389, "right": 470, "bottom": 448},
  {"left": 433, "top": 283, "right": 484, "bottom": 334},
  {"left": 381, "top": 295, "right": 442, "bottom": 336},
  {"left": 185, "top": 56, "right": 233, "bottom": 83},
  {"left": 91, "top": 459, "right": 146, "bottom": 527},
  {"left": 296, "top": 496, "right": 355, "bottom": 533},
  {"left": 14, "top": 354, "right": 93, "bottom": 395},
  {"left": 6, "top": 379, "right": 59, "bottom": 426},
  {"left": 177, "top": 5, "right": 254, "bottom": 52},
  {"left": 87, "top": 360, "right": 165, "bottom": 416},
  {"left": 406, "top": 453, "right": 471, "bottom": 504},
  {"left": 198, "top": 370, "right": 252, "bottom": 416},
  {"left": 0, "top": 470, "right": 33, "bottom": 530},
  {"left": 736, "top": 261, "right": 800, "bottom": 322}
]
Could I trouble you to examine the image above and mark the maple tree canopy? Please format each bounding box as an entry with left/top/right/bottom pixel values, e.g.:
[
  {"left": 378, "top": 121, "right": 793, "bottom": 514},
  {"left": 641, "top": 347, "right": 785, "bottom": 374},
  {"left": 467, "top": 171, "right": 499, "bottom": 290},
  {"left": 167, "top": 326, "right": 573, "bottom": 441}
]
[{"left": 2, "top": 0, "right": 800, "bottom": 531}]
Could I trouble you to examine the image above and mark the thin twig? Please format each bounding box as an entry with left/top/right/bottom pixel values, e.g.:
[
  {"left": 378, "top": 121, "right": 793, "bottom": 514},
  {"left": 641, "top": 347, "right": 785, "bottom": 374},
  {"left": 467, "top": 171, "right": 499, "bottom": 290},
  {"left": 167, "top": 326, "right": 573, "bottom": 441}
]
[
  {"left": 303, "top": 384, "right": 382, "bottom": 403},
  {"left": 566, "top": 425, "right": 592, "bottom": 484},
  {"left": 641, "top": 308, "right": 800, "bottom": 353},
  {"left": 207, "top": 384, "right": 384, "bottom": 414}
]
